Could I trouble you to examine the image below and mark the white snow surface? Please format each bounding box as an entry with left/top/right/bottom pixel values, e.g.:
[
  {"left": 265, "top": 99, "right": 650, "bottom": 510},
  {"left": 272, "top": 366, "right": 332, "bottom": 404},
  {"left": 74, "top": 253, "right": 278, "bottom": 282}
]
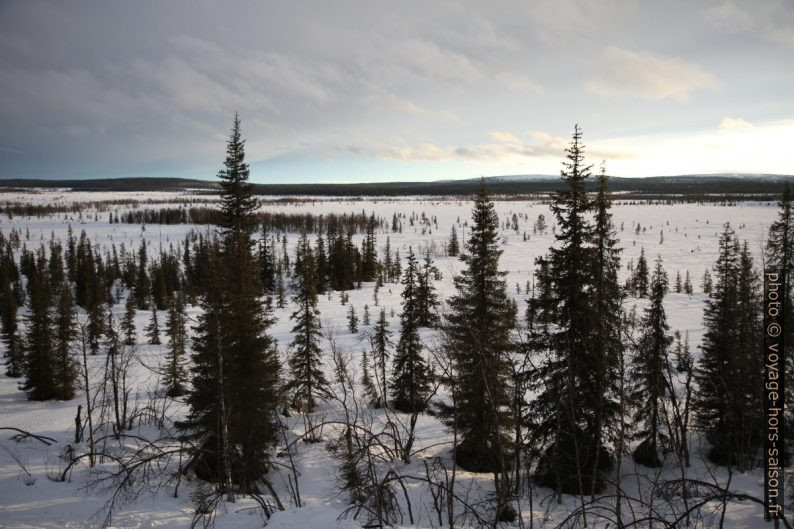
[{"left": 0, "top": 189, "right": 788, "bottom": 528}]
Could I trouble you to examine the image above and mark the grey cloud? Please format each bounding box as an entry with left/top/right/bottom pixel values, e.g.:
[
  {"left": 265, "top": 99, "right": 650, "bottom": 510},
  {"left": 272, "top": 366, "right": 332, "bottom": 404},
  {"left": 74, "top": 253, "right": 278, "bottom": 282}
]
[
  {"left": 706, "top": 1, "right": 794, "bottom": 46},
  {"left": 0, "top": 0, "right": 787, "bottom": 180}
]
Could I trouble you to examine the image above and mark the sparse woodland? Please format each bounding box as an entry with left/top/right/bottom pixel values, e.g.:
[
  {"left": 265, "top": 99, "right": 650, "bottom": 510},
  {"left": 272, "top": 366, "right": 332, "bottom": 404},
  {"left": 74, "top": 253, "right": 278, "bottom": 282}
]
[{"left": 1, "top": 118, "right": 792, "bottom": 528}]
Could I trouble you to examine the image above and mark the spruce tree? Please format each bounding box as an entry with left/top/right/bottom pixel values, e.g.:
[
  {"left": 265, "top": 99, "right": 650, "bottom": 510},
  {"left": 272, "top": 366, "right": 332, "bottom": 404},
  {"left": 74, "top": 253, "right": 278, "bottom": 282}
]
[
  {"left": 361, "top": 213, "right": 378, "bottom": 282},
  {"left": 181, "top": 246, "right": 230, "bottom": 485},
  {"left": 441, "top": 184, "right": 515, "bottom": 475},
  {"left": 392, "top": 251, "right": 401, "bottom": 281},
  {"left": 383, "top": 237, "right": 393, "bottom": 282},
  {"left": 276, "top": 263, "right": 286, "bottom": 308},
  {"left": 260, "top": 232, "right": 276, "bottom": 294},
  {"left": 448, "top": 225, "right": 460, "bottom": 257},
  {"left": 584, "top": 168, "right": 623, "bottom": 488},
  {"left": 164, "top": 293, "right": 188, "bottom": 397},
  {"left": 145, "top": 301, "right": 161, "bottom": 345},
  {"left": 372, "top": 308, "right": 393, "bottom": 408},
  {"left": 121, "top": 293, "right": 137, "bottom": 345},
  {"left": 1, "top": 255, "right": 22, "bottom": 377},
  {"left": 22, "top": 251, "right": 57, "bottom": 400},
  {"left": 683, "top": 270, "right": 693, "bottom": 295},
  {"left": 530, "top": 125, "right": 610, "bottom": 495},
  {"left": 87, "top": 298, "right": 105, "bottom": 355},
  {"left": 630, "top": 256, "right": 672, "bottom": 467},
  {"left": 633, "top": 247, "right": 649, "bottom": 297},
  {"left": 701, "top": 269, "right": 713, "bottom": 294},
  {"left": 360, "top": 349, "right": 379, "bottom": 406},
  {"left": 416, "top": 252, "right": 440, "bottom": 327},
  {"left": 694, "top": 224, "right": 764, "bottom": 468},
  {"left": 222, "top": 141, "right": 280, "bottom": 492},
  {"left": 134, "top": 240, "right": 150, "bottom": 309},
  {"left": 286, "top": 233, "right": 330, "bottom": 412},
  {"left": 391, "top": 248, "right": 431, "bottom": 413},
  {"left": 734, "top": 240, "right": 766, "bottom": 464},
  {"left": 180, "top": 114, "right": 280, "bottom": 493},
  {"left": 347, "top": 305, "right": 359, "bottom": 333},
  {"left": 315, "top": 235, "right": 328, "bottom": 294},
  {"left": 53, "top": 283, "right": 77, "bottom": 400},
  {"left": 534, "top": 213, "right": 547, "bottom": 235}
]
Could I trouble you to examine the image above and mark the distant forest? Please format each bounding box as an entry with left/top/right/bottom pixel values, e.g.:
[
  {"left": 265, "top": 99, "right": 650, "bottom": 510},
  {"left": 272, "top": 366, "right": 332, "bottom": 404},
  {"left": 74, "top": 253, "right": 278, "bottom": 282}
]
[{"left": 1, "top": 174, "right": 793, "bottom": 200}]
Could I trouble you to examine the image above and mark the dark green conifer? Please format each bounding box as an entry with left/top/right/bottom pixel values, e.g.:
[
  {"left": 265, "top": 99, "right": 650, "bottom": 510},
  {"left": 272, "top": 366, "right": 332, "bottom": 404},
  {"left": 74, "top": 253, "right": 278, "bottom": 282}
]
[
  {"left": 441, "top": 185, "right": 516, "bottom": 474},
  {"left": 630, "top": 257, "right": 672, "bottom": 467},
  {"left": 286, "top": 233, "right": 331, "bottom": 412},
  {"left": 391, "top": 248, "right": 431, "bottom": 413}
]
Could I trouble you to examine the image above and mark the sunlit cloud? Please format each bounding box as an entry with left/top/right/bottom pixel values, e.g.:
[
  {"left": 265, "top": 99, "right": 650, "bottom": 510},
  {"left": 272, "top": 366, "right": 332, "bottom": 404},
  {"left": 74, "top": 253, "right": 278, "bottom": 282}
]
[
  {"left": 598, "top": 118, "right": 794, "bottom": 176},
  {"left": 343, "top": 130, "right": 635, "bottom": 165},
  {"left": 719, "top": 117, "right": 754, "bottom": 132},
  {"left": 586, "top": 47, "right": 717, "bottom": 102}
]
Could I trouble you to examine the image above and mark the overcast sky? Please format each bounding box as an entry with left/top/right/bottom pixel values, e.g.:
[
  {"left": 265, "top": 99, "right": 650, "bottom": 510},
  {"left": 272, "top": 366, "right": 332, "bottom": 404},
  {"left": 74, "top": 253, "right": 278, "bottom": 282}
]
[{"left": 0, "top": 1, "right": 792, "bottom": 183}]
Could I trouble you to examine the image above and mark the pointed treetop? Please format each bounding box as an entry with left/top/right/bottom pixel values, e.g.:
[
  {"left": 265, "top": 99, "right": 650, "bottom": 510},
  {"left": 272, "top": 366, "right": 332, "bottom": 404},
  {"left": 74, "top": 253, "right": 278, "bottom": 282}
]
[{"left": 218, "top": 113, "right": 258, "bottom": 241}]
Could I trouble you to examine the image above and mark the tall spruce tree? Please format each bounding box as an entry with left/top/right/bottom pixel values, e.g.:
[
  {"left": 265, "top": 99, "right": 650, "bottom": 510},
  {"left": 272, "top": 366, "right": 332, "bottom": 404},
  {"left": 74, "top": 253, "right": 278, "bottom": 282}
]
[
  {"left": 584, "top": 168, "right": 623, "bottom": 488},
  {"left": 442, "top": 184, "right": 516, "bottom": 476},
  {"left": 1, "top": 251, "right": 22, "bottom": 377},
  {"left": 22, "top": 251, "right": 57, "bottom": 400},
  {"left": 286, "top": 233, "right": 331, "bottom": 412},
  {"left": 530, "top": 125, "right": 611, "bottom": 495},
  {"left": 180, "top": 114, "right": 281, "bottom": 494},
  {"left": 694, "top": 224, "right": 764, "bottom": 468},
  {"left": 361, "top": 213, "right": 378, "bottom": 282},
  {"left": 735, "top": 241, "right": 766, "bottom": 463},
  {"left": 391, "top": 248, "right": 431, "bottom": 413},
  {"left": 53, "top": 283, "right": 77, "bottom": 400},
  {"left": 182, "top": 245, "right": 230, "bottom": 485},
  {"left": 630, "top": 256, "right": 672, "bottom": 467}
]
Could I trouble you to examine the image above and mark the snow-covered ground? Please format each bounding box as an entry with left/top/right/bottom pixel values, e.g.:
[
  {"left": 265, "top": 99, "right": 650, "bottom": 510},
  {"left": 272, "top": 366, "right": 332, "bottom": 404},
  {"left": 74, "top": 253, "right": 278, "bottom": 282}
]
[{"left": 0, "top": 190, "right": 786, "bottom": 528}]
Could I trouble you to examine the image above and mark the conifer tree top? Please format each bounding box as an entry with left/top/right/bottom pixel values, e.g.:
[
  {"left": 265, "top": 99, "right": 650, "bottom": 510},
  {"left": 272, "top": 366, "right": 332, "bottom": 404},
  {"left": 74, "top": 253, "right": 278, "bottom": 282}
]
[{"left": 218, "top": 113, "right": 258, "bottom": 239}]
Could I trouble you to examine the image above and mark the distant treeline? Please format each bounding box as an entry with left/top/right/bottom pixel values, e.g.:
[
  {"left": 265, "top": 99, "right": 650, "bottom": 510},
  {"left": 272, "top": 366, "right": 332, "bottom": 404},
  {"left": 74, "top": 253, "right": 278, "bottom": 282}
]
[
  {"left": 0, "top": 198, "right": 221, "bottom": 218},
  {"left": 1, "top": 199, "right": 140, "bottom": 217},
  {"left": 1, "top": 174, "right": 793, "bottom": 199},
  {"left": 0, "top": 177, "right": 217, "bottom": 192},
  {"left": 244, "top": 177, "right": 794, "bottom": 199},
  {"left": 117, "top": 207, "right": 386, "bottom": 233}
]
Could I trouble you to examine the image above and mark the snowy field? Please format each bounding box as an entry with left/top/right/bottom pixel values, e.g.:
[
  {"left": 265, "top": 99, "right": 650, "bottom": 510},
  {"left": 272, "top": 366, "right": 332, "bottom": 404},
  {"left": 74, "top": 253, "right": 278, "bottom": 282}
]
[{"left": 0, "top": 189, "right": 784, "bottom": 528}]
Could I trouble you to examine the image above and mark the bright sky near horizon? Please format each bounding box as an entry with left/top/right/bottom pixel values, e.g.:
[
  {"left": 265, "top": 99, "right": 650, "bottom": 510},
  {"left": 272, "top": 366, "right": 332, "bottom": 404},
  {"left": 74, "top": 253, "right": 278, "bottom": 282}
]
[{"left": 0, "top": 1, "right": 792, "bottom": 183}]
